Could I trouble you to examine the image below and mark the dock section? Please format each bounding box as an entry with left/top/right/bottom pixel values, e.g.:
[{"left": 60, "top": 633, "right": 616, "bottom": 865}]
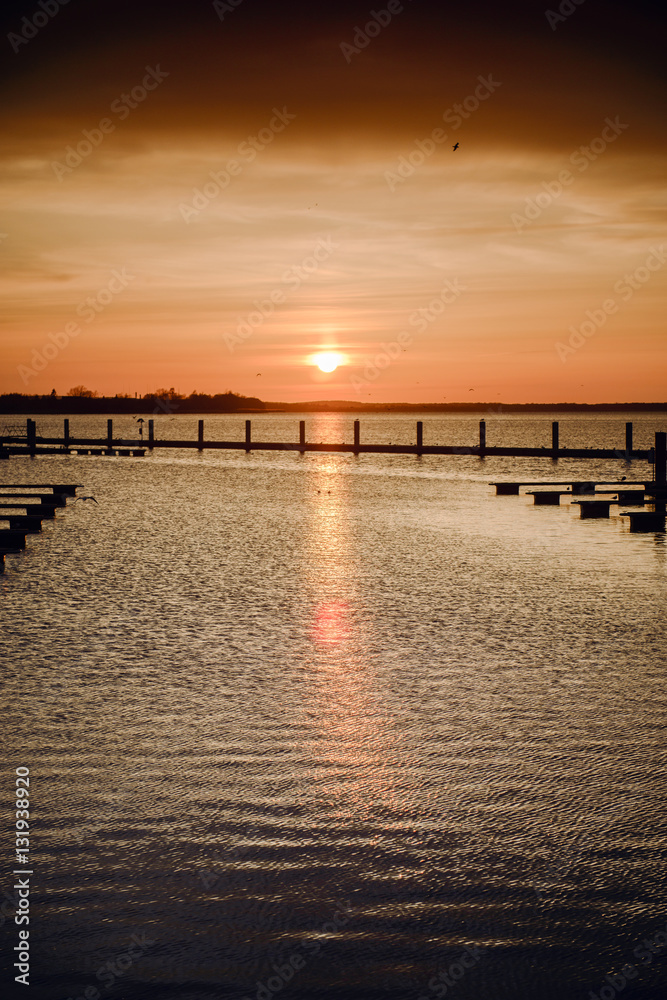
[
  {"left": 0, "top": 418, "right": 657, "bottom": 461},
  {"left": 0, "top": 483, "right": 82, "bottom": 572},
  {"left": 490, "top": 433, "right": 666, "bottom": 533}
]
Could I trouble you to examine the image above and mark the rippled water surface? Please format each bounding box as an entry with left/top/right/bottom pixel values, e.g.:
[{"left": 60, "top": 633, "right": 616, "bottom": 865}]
[{"left": 1, "top": 414, "right": 666, "bottom": 1000}]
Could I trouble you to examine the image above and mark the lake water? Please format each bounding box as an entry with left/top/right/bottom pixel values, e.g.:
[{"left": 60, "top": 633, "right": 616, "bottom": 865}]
[{"left": 1, "top": 413, "right": 666, "bottom": 1000}]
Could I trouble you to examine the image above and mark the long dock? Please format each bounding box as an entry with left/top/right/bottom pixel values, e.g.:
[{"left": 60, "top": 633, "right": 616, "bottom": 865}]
[{"left": 0, "top": 417, "right": 659, "bottom": 461}]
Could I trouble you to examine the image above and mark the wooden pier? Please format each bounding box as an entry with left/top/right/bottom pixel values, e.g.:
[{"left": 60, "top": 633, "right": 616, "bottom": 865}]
[
  {"left": 490, "top": 432, "right": 666, "bottom": 532},
  {"left": 0, "top": 417, "right": 657, "bottom": 461},
  {"left": 0, "top": 483, "right": 82, "bottom": 572}
]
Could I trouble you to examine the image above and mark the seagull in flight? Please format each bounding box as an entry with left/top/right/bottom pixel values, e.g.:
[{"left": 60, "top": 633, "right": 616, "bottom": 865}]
[
  {"left": 73, "top": 496, "right": 98, "bottom": 504},
  {"left": 452, "top": 142, "right": 459, "bottom": 151}
]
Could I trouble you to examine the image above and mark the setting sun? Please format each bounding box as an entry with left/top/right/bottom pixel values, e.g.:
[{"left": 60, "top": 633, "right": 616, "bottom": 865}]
[{"left": 312, "top": 352, "right": 345, "bottom": 373}]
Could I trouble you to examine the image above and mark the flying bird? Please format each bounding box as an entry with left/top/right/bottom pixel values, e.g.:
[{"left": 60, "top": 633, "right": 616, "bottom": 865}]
[
  {"left": 452, "top": 142, "right": 459, "bottom": 151},
  {"left": 73, "top": 496, "right": 98, "bottom": 504}
]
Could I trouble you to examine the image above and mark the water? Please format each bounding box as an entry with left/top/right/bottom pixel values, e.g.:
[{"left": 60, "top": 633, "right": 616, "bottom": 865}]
[{"left": 1, "top": 414, "right": 666, "bottom": 1000}]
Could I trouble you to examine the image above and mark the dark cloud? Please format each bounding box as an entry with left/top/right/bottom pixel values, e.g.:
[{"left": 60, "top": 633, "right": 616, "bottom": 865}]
[{"left": 1, "top": 0, "right": 665, "bottom": 150}]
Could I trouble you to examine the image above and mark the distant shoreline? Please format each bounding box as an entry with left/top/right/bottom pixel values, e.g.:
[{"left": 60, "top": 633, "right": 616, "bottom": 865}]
[{"left": 0, "top": 397, "right": 665, "bottom": 416}]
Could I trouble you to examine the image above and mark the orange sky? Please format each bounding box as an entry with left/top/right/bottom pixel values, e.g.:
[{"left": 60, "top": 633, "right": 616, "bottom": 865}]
[{"left": 1, "top": 0, "right": 665, "bottom": 402}]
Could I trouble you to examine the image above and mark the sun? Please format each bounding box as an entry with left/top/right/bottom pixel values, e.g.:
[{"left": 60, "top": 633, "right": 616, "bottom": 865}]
[{"left": 312, "top": 352, "right": 344, "bottom": 373}]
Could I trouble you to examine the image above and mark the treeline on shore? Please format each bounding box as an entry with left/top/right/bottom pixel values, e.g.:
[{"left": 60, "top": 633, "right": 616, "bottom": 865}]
[{"left": 0, "top": 391, "right": 265, "bottom": 414}]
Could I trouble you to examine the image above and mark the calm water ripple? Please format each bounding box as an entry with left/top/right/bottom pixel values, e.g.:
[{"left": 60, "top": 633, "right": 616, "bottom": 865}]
[{"left": 1, "top": 414, "right": 666, "bottom": 999}]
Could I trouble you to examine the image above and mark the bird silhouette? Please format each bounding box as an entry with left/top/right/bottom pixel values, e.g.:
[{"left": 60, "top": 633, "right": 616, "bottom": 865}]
[
  {"left": 73, "top": 496, "right": 98, "bottom": 504},
  {"left": 452, "top": 142, "right": 459, "bottom": 151}
]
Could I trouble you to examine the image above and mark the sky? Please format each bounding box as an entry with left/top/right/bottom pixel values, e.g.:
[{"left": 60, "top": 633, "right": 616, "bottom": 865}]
[{"left": 1, "top": 0, "right": 665, "bottom": 403}]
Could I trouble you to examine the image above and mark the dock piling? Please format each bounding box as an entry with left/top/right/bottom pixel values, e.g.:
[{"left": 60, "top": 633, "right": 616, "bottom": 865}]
[
  {"left": 27, "top": 419, "right": 36, "bottom": 456},
  {"left": 198, "top": 420, "right": 204, "bottom": 452},
  {"left": 655, "top": 431, "right": 666, "bottom": 486},
  {"left": 479, "top": 419, "right": 486, "bottom": 455},
  {"left": 417, "top": 421, "right": 423, "bottom": 456},
  {"left": 622, "top": 511, "right": 666, "bottom": 532},
  {"left": 299, "top": 421, "right": 306, "bottom": 453},
  {"left": 552, "top": 421, "right": 559, "bottom": 457},
  {"left": 64, "top": 419, "right": 70, "bottom": 448},
  {"left": 0, "top": 529, "right": 27, "bottom": 549},
  {"left": 106, "top": 419, "right": 113, "bottom": 452},
  {"left": 245, "top": 420, "right": 252, "bottom": 453},
  {"left": 148, "top": 419, "right": 154, "bottom": 449},
  {"left": 626, "top": 422, "right": 633, "bottom": 456},
  {"left": 5, "top": 515, "right": 42, "bottom": 533},
  {"left": 353, "top": 420, "right": 360, "bottom": 455},
  {"left": 528, "top": 490, "right": 563, "bottom": 505},
  {"left": 572, "top": 500, "right": 612, "bottom": 519}
]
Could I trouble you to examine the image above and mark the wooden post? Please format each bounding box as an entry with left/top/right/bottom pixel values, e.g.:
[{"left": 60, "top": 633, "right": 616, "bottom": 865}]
[
  {"left": 479, "top": 419, "right": 486, "bottom": 454},
  {"left": 655, "top": 431, "right": 666, "bottom": 486},
  {"left": 353, "top": 420, "right": 360, "bottom": 455},
  {"left": 148, "top": 419, "right": 154, "bottom": 449},
  {"left": 299, "top": 420, "right": 306, "bottom": 453},
  {"left": 107, "top": 419, "right": 113, "bottom": 451},
  {"left": 245, "top": 420, "right": 251, "bottom": 452},
  {"left": 27, "top": 419, "right": 36, "bottom": 456},
  {"left": 198, "top": 419, "right": 204, "bottom": 451},
  {"left": 416, "top": 421, "right": 423, "bottom": 455},
  {"left": 64, "top": 418, "right": 70, "bottom": 447},
  {"left": 552, "top": 421, "right": 559, "bottom": 456},
  {"left": 626, "top": 422, "right": 633, "bottom": 456}
]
